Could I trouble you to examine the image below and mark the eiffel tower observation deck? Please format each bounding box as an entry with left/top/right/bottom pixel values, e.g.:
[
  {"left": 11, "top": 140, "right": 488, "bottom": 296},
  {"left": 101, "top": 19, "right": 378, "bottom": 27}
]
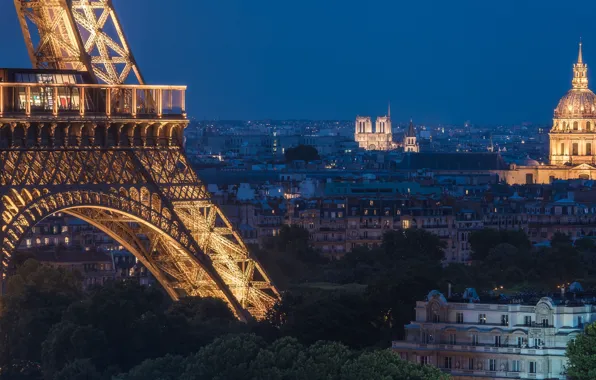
[{"left": 0, "top": 1, "right": 279, "bottom": 321}]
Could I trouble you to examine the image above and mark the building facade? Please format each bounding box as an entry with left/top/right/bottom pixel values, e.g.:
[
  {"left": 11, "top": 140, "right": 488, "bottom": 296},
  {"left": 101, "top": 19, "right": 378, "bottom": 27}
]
[
  {"left": 499, "top": 43, "right": 596, "bottom": 183},
  {"left": 392, "top": 289, "right": 594, "bottom": 380},
  {"left": 355, "top": 107, "right": 395, "bottom": 150},
  {"left": 549, "top": 42, "right": 595, "bottom": 166}
]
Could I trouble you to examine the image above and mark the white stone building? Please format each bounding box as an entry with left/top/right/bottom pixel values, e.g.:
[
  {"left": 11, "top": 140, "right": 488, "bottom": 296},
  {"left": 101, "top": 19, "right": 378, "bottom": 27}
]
[
  {"left": 392, "top": 287, "right": 594, "bottom": 379},
  {"left": 354, "top": 105, "right": 395, "bottom": 151}
]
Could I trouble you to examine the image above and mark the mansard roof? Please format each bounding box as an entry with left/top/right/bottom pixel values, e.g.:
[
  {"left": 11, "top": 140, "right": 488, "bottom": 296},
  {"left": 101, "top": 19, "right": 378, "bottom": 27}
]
[{"left": 395, "top": 152, "right": 508, "bottom": 171}]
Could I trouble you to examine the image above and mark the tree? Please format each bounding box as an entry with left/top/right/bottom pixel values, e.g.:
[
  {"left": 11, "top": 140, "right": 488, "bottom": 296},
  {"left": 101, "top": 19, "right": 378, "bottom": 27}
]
[
  {"left": 181, "top": 334, "right": 267, "bottom": 380},
  {"left": 166, "top": 297, "right": 236, "bottom": 324},
  {"left": 118, "top": 335, "right": 450, "bottom": 380},
  {"left": 41, "top": 322, "right": 108, "bottom": 379},
  {"left": 340, "top": 350, "right": 449, "bottom": 380},
  {"left": 566, "top": 322, "right": 596, "bottom": 379},
  {"left": 266, "top": 289, "right": 381, "bottom": 348},
  {"left": 575, "top": 238, "right": 596, "bottom": 252},
  {"left": 382, "top": 229, "right": 445, "bottom": 262},
  {"left": 284, "top": 145, "right": 320, "bottom": 162},
  {"left": 0, "top": 259, "right": 82, "bottom": 379},
  {"left": 41, "top": 281, "right": 245, "bottom": 377},
  {"left": 114, "top": 355, "right": 186, "bottom": 380},
  {"left": 551, "top": 232, "right": 573, "bottom": 248},
  {"left": 257, "top": 225, "right": 325, "bottom": 289},
  {"left": 52, "top": 359, "right": 102, "bottom": 380},
  {"left": 469, "top": 229, "right": 531, "bottom": 261}
]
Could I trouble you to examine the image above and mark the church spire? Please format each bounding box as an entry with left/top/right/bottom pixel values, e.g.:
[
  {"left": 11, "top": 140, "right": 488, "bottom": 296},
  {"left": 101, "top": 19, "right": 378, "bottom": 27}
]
[
  {"left": 572, "top": 41, "right": 588, "bottom": 89},
  {"left": 406, "top": 118, "right": 415, "bottom": 137}
]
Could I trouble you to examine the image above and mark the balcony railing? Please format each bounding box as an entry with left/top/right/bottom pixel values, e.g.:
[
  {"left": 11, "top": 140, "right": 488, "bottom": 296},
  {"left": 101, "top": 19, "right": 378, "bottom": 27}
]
[{"left": 0, "top": 82, "right": 186, "bottom": 119}]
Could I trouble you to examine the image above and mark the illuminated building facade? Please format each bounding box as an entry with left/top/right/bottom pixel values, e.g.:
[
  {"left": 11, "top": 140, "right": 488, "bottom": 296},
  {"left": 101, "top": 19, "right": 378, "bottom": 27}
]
[
  {"left": 392, "top": 288, "right": 594, "bottom": 380},
  {"left": 549, "top": 42, "right": 595, "bottom": 165},
  {"left": 355, "top": 106, "right": 395, "bottom": 151},
  {"left": 500, "top": 42, "right": 596, "bottom": 184}
]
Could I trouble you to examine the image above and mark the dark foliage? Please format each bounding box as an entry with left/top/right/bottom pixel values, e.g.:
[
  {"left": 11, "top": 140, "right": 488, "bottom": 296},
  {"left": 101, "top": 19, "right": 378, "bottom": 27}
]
[{"left": 284, "top": 144, "right": 320, "bottom": 162}]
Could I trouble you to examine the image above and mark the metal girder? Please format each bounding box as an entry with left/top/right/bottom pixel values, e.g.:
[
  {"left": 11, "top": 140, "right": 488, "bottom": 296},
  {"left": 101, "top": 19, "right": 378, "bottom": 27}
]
[
  {"left": 0, "top": 146, "right": 280, "bottom": 320},
  {"left": 6, "top": 1, "right": 279, "bottom": 320},
  {"left": 15, "top": 0, "right": 143, "bottom": 84}
]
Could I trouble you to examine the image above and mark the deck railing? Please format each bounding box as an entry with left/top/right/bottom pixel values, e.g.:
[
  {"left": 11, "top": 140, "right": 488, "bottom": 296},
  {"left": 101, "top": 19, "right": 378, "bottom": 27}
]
[{"left": 0, "top": 83, "right": 186, "bottom": 119}]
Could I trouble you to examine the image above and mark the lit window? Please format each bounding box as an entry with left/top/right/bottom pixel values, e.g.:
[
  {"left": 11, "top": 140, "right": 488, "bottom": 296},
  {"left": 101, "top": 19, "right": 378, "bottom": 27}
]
[
  {"left": 44, "top": 238, "right": 50, "bottom": 245},
  {"left": 62, "top": 226, "right": 68, "bottom": 233},
  {"left": 64, "top": 237, "right": 70, "bottom": 245},
  {"left": 26, "top": 239, "right": 32, "bottom": 248}
]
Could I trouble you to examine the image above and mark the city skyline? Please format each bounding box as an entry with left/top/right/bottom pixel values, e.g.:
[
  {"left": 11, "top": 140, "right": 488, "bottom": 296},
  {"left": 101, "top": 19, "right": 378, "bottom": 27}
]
[{"left": 0, "top": 1, "right": 595, "bottom": 124}]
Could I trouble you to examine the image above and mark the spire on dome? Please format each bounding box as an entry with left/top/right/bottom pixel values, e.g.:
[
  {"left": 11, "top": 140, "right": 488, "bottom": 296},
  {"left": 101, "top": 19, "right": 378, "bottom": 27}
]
[
  {"left": 572, "top": 41, "right": 589, "bottom": 89},
  {"left": 579, "top": 39, "right": 583, "bottom": 64},
  {"left": 388, "top": 101, "right": 391, "bottom": 119}
]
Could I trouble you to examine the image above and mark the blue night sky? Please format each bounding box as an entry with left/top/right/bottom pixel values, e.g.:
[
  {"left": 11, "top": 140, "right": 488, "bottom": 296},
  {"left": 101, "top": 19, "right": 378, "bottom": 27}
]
[{"left": 0, "top": 1, "right": 594, "bottom": 124}]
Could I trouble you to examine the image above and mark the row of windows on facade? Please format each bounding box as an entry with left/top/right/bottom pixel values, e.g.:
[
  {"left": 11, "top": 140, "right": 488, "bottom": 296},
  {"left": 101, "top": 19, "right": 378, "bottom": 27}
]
[
  {"left": 416, "top": 356, "right": 534, "bottom": 373},
  {"left": 433, "top": 312, "right": 575, "bottom": 327},
  {"left": 556, "top": 142, "right": 594, "bottom": 155},
  {"left": 83, "top": 276, "right": 114, "bottom": 287},
  {"left": 31, "top": 225, "right": 69, "bottom": 234},
  {"left": 555, "top": 121, "right": 593, "bottom": 131},
  {"left": 303, "top": 220, "right": 414, "bottom": 230},
  {"left": 425, "top": 332, "right": 544, "bottom": 348},
  {"left": 26, "top": 237, "right": 70, "bottom": 247},
  {"left": 82, "top": 263, "right": 113, "bottom": 272}
]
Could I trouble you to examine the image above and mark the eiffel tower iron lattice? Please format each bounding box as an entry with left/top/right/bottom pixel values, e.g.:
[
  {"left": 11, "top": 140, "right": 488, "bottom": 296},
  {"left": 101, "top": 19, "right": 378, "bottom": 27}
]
[{"left": 1, "top": 1, "right": 280, "bottom": 320}]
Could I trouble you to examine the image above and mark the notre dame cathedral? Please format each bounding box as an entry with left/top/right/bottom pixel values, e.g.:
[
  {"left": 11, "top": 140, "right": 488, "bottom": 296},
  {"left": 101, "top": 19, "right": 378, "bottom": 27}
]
[{"left": 354, "top": 106, "right": 395, "bottom": 151}]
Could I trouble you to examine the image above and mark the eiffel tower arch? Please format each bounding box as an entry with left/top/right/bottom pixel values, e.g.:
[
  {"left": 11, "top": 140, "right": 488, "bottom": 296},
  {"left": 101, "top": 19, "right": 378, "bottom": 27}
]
[{"left": 0, "top": 1, "right": 280, "bottom": 320}]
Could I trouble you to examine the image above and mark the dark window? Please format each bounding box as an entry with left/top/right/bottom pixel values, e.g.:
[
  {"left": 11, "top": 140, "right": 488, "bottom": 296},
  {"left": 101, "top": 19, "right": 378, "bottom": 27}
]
[{"left": 501, "top": 315, "right": 508, "bottom": 326}]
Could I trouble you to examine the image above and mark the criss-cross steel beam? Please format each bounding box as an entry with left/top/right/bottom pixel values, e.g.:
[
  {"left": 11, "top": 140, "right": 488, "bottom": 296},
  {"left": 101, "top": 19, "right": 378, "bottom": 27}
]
[
  {"left": 15, "top": 0, "right": 143, "bottom": 84},
  {"left": 6, "top": 2, "right": 280, "bottom": 320}
]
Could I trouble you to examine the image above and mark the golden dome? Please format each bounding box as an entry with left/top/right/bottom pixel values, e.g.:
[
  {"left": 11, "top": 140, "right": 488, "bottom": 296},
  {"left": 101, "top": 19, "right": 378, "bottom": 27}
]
[
  {"left": 554, "top": 42, "right": 596, "bottom": 118},
  {"left": 554, "top": 88, "right": 596, "bottom": 118}
]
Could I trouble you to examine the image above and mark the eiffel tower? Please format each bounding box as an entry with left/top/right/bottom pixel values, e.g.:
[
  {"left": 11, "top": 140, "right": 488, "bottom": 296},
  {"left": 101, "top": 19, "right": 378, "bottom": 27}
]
[{"left": 0, "top": 0, "right": 279, "bottom": 320}]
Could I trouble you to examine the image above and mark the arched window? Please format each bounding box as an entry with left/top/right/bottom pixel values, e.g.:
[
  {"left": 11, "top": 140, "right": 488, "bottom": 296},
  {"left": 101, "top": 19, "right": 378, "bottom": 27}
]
[
  {"left": 588, "top": 121, "right": 592, "bottom": 131},
  {"left": 574, "top": 121, "right": 579, "bottom": 130}
]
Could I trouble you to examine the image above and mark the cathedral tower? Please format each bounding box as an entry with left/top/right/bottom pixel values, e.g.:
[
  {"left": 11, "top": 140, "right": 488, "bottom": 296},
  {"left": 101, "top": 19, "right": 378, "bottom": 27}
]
[{"left": 354, "top": 104, "right": 394, "bottom": 150}]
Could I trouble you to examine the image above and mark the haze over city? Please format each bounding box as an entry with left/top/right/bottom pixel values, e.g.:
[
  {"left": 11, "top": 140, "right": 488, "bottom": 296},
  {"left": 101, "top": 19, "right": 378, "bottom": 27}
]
[{"left": 0, "top": 0, "right": 594, "bottom": 124}]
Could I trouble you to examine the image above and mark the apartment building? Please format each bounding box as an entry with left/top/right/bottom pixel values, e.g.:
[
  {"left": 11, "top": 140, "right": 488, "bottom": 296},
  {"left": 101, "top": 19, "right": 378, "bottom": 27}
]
[{"left": 392, "top": 287, "right": 593, "bottom": 379}]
